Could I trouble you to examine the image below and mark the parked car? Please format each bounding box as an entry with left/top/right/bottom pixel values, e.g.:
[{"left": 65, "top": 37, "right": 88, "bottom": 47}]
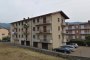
[
  {"left": 53, "top": 47, "right": 72, "bottom": 54},
  {"left": 61, "top": 45, "right": 75, "bottom": 52},
  {"left": 69, "top": 43, "right": 78, "bottom": 48}
]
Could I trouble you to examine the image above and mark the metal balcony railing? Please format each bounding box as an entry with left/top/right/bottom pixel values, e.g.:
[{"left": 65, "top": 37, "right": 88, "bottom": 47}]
[
  {"left": 36, "top": 30, "right": 52, "bottom": 34},
  {"left": 40, "top": 39, "right": 52, "bottom": 43}
]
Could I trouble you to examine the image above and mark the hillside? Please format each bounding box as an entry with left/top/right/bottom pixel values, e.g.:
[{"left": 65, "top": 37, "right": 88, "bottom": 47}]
[{"left": 0, "top": 23, "right": 10, "bottom": 29}]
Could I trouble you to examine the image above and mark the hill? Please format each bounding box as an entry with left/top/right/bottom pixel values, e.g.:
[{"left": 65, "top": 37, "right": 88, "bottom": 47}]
[{"left": 0, "top": 23, "right": 10, "bottom": 29}]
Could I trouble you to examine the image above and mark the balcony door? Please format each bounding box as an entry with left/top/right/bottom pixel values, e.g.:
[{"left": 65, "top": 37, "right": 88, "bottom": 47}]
[
  {"left": 43, "top": 17, "right": 46, "bottom": 23},
  {"left": 43, "top": 26, "right": 47, "bottom": 32}
]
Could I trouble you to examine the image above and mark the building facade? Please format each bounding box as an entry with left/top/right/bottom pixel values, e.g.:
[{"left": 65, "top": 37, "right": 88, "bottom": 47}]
[
  {"left": 0, "top": 28, "right": 9, "bottom": 40},
  {"left": 11, "top": 11, "right": 69, "bottom": 50},
  {"left": 66, "top": 21, "right": 90, "bottom": 41}
]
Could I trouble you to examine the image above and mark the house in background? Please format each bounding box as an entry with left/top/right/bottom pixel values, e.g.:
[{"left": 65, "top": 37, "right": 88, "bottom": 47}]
[
  {"left": 0, "top": 28, "right": 9, "bottom": 40},
  {"left": 10, "top": 11, "right": 69, "bottom": 50},
  {"left": 66, "top": 20, "right": 90, "bottom": 41}
]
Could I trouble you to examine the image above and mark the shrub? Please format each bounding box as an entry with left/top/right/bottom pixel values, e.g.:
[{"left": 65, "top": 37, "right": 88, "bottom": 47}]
[
  {"left": 85, "top": 35, "right": 90, "bottom": 40},
  {"left": 2, "top": 36, "right": 10, "bottom": 42},
  {"left": 67, "top": 40, "right": 86, "bottom": 46}
]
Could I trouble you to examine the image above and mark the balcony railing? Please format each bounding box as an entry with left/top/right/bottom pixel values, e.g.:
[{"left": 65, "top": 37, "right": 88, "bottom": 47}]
[
  {"left": 33, "top": 39, "right": 40, "bottom": 42},
  {"left": 36, "top": 30, "right": 52, "bottom": 34},
  {"left": 35, "top": 21, "right": 51, "bottom": 26},
  {"left": 61, "top": 22, "right": 66, "bottom": 27},
  {"left": 40, "top": 39, "right": 52, "bottom": 43},
  {"left": 62, "top": 31, "right": 66, "bottom": 35},
  {"left": 80, "top": 33, "right": 90, "bottom": 35}
]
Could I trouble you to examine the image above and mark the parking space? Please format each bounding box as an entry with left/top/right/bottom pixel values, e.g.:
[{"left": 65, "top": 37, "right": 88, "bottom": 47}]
[{"left": 70, "top": 46, "right": 90, "bottom": 57}]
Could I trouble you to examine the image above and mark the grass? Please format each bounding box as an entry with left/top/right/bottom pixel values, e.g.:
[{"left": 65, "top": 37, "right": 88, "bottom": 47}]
[{"left": 0, "top": 43, "right": 65, "bottom": 60}]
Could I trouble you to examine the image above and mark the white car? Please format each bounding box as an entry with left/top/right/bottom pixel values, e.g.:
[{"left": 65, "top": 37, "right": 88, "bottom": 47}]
[{"left": 69, "top": 43, "right": 78, "bottom": 48}]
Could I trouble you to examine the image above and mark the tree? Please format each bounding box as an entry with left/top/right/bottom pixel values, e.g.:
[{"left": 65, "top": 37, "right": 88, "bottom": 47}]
[
  {"left": 85, "top": 35, "right": 90, "bottom": 40},
  {"left": 2, "top": 36, "right": 10, "bottom": 42},
  {"left": 23, "top": 24, "right": 29, "bottom": 41}
]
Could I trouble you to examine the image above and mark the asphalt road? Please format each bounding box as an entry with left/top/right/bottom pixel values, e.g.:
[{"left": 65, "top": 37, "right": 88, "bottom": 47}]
[{"left": 70, "top": 46, "right": 90, "bottom": 58}]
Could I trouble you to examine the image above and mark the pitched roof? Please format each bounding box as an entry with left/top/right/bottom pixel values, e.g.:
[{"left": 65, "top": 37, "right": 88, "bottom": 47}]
[{"left": 11, "top": 10, "right": 69, "bottom": 24}]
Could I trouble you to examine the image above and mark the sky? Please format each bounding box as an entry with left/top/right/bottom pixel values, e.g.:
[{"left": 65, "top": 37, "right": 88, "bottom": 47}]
[{"left": 0, "top": 0, "right": 90, "bottom": 23}]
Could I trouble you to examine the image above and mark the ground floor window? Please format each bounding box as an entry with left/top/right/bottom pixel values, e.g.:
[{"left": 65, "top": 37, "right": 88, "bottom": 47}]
[
  {"left": 26, "top": 41, "right": 30, "bottom": 46},
  {"left": 42, "top": 43, "right": 48, "bottom": 49},
  {"left": 33, "top": 42, "right": 38, "bottom": 47},
  {"left": 21, "top": 41, "right": 24, "bottom": 45}
]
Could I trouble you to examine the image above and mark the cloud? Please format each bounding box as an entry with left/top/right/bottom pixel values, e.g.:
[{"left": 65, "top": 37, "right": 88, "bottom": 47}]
[{"left": 0, "top": 0, "right": 90, "bottom": 23}]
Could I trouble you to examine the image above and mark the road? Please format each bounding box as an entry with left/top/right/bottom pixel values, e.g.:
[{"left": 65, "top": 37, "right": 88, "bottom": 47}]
[{"left": 70, "top": 46, "right": 90, "bottom": 57}]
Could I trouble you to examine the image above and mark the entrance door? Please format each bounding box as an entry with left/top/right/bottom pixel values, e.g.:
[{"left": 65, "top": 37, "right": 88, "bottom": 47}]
[
  {"left": 33, "top": 42, "right": 38, "bottom": 47},
  {"left": 21, "top": 41, "right": 24, "bottom": 45},
  {"left": 42, "top": 43, "right": 48, "bottom": 49},
  {"left": 26, "top": 41, "right": 30, "bottom": 46}
]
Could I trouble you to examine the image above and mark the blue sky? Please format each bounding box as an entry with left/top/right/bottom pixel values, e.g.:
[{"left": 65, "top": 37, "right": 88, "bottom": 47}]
[{"left": 0, "top": 0, "right": 90, "bottom": 23}]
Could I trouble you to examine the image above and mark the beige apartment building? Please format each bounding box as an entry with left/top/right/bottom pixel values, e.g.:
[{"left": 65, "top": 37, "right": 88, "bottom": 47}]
[
  {"left": 66, "top": 20, "right": 90, "bottom": 41},
  {"left": 11, "top": 11, "right": 69, "bottom": 50},
  {"left": 0, "top": 28, "right": 9, "bottom": 40}
]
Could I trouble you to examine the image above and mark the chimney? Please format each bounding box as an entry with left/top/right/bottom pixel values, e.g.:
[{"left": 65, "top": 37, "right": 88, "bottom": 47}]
[
  {"left": 88, "top": 20, "right": 90, "bottom": 23},
  {"left": 23, "top": 18, "right": 25, "bottom": 20},
  {"left": 28, "top": 17, "right": 30, "bottom": 19}
]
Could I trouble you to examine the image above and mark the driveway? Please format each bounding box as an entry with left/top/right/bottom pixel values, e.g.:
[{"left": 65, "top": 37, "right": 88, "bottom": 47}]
[{"left": 70, "top": 46, "right": 90, "bottom": 57}]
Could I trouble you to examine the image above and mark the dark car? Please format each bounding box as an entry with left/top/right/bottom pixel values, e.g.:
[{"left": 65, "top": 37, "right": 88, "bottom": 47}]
[{"left": 53, "top": 47, "right": 72, "bottom": 54}]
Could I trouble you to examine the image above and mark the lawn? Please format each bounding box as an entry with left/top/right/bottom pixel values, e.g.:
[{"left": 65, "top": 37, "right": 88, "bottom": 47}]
[{"left": 0, "top": 43, "right": 65, "bottom": 60}]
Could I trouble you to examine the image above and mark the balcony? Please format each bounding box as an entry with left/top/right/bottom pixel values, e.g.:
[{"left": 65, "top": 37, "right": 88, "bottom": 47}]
[
  {"left": 33, "top": 39, "right": 40, "bottom": 42},
  {"left": 35, "top": 21, "right": 51, "bottom": 26},
  {"left": 80, "top": 32, "right": 90, "bottom": 35},
  {"left": 61, "top": 22, "right": 66, "bottom": 27},
  {"left": 65, "top": 33, "right": 75, "bottom": 35},
  {"left": 40, "top": 39, "right": 52, "bottom": 43},
  {"left": 36, "top": 30, "right": 52, "bottom": 34},
  {"left": 62, "top": 31, "right": 66, "bottom": 35}
]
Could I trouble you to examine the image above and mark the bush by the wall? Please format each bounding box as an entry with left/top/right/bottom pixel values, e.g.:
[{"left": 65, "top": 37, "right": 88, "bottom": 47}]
[
  {"left": 67, "top": 40, "right": 86, "bottom": 46},
  {"left": 2, "top": 36, "right": 10, "bottom": 42}
]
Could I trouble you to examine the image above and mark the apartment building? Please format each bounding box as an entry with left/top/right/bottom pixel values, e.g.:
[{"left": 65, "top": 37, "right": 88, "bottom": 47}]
[
  {"left": 11, "top": 11, "right": 69, "bottom": 50},
  {"left": 66, "top": 21, "right": 90, "bottom": 41},
  {"left": 0, "top": 28, "right": 9, "bottom": 40}
]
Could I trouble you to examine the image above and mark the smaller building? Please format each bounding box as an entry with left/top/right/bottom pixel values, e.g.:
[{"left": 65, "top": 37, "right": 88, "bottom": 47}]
[
  {"left": 66, "top": 20, "right": 90, "bottom": 41},
  {"left": 0, "top": 28, "right": 9, "bottom": 40}
]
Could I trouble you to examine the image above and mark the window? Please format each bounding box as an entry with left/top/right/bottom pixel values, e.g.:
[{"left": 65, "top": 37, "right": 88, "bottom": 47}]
[
  {"left": 25, "top": 21, "right": 27, "bottom": 23},
  {"left": 43, "top": 16, "right": 46, "bottom": 23},
  {"left": 59, "top": 35, "right": 60, "bottom": 39},
  {"left": 58, "top": 18, "right": 60, "bottom": 22},
  {"left": 33, "top": 19, "right": 35, "bottom": 23},
  {"left": 58, "top": 26, "right": 60, "bottom": 31},
  {"left": 2, "top": 34, "right": 5, "bottom": 35},
  {"left": 37, "top": 27, "right": 39, "bottom": 31},
  {"left": 16, "top": 34, "right": 17, "bottom": 38},
  {"left": 22, "top": 28, "right": 23, "bottom": 31},
  {"left": 21, "top": 35, "right": 23, "bottom": 38},
  {"left": 43, "top": 35, "right": 47, "bottom": 39},
  {"left": 19, "top": 22, "right": 20, "bottom": 25},
  {"left": 19, "top": 34, "right": 20, "bottom": 38},
  {"left": 43, "top": 26, "right": 47, "bottom": 32},
  {"left": 16, "top": 28, "right": 17, "bottom": 32},
  {"left": 22, "top": 21, "right": 23, "bottom": 25},
  {"left": 33, "top": 27, "right": 35, "bottom": 31},
  {"left": 37, "top": 35, "right": 40, "bottom": 39},
  {"left": 37, "top": 18, "right": 39, "bottom": 22},
  {"left": 16, "top": 23, "right": 17, "bottom": 26},
  {"left": 33, "top": 35, "right": 35, "bottom": 39},
  {"left": 19, "top": 28, "right": 20, "bottom": 32}
]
